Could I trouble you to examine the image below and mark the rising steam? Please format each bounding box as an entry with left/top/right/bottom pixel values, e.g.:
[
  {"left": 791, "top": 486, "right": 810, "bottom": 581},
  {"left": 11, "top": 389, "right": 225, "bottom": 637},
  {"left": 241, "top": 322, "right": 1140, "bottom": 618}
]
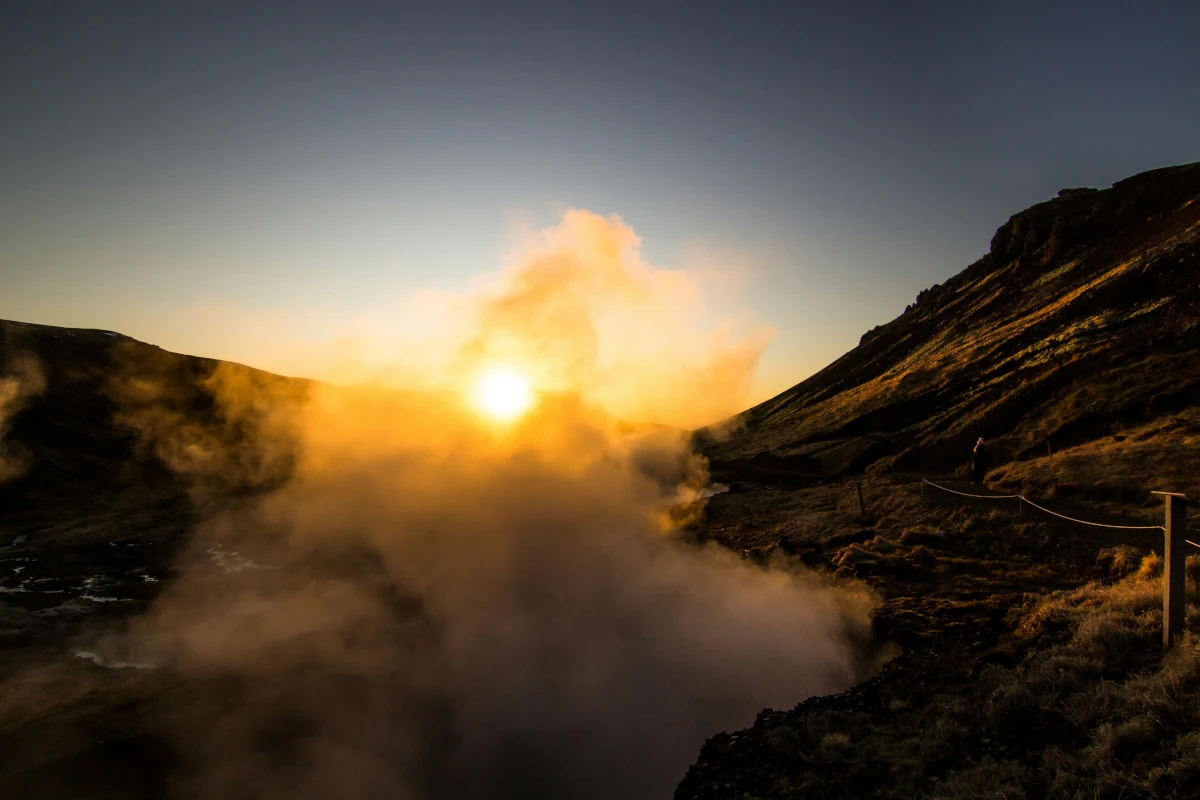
[
  {"left": 223, "top": 209, "right": 775, "bottom": 431},
  {"left": 0, "top": 354, "right": 45, "bottom": 484},
  {"left": 105, "top": 210, "right": 876, "bottom": 798}
]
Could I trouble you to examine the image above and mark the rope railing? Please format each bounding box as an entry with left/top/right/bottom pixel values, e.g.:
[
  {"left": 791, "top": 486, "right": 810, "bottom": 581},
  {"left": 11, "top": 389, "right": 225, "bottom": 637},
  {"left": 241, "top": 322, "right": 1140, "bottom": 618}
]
[
  {"left": 1017, "top": 495, "right": 1165, "bottom": 531},
  {"left": 920, "top": 478, "right": 1193, "bottom": 650},
  {"left": 921, "top": 479, "right": 1166, "bottom": 531},
  {"left": 918, "top": 481, "right": 1021, "bottom": 501}
]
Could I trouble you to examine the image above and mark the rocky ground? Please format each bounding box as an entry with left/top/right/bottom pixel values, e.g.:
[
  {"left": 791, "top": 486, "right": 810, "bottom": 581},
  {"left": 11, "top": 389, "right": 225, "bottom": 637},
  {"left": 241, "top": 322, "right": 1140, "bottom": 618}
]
[{"left": 675, "top": 473, "right": 1200, "bottom": 799}]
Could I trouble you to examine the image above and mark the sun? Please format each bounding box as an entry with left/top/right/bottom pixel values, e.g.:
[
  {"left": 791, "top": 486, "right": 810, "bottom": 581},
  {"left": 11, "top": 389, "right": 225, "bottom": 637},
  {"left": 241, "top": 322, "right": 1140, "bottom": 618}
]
[{"left": 472, "top": 365, "right": 534, "bottom": 421}]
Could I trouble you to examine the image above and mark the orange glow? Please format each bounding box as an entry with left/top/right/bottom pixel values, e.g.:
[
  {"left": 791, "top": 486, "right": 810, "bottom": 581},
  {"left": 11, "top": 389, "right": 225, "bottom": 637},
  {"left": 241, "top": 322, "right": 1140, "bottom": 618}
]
[{"left": 471, "top": 364, "right": 534, "bottom": 421}]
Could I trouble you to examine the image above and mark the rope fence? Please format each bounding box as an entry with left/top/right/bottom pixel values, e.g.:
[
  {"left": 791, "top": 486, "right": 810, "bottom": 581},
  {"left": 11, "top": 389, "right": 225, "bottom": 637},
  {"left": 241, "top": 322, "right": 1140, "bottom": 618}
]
[
  {"left": 921, "top": 479, "right": 1165, "bottom": 531},
  {"left": 918, "top": 478, "right": 1194, "bottom": 649}
]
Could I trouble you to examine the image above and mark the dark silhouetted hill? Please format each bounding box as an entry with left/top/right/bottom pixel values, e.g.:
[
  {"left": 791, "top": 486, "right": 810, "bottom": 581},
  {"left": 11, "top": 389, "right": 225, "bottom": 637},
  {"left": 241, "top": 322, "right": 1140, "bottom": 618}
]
[{"left": 0, "top": 320, "right": 307, "bottom": 556}]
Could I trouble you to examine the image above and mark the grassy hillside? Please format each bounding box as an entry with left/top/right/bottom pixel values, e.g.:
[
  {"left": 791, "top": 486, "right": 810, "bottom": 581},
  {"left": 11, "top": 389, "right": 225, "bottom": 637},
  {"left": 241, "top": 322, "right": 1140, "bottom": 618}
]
[
  {"left": 702, "top": 163, "right": 1200, "bottom": 494},
  {"left": 678, "top": 164, "right": 1200, "bottom": 799}
]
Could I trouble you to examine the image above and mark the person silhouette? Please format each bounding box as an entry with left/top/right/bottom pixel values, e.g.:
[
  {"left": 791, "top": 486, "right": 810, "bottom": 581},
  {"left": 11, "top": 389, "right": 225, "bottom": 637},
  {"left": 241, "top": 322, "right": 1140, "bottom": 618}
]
[{"left": 971, "top": 438, "right": 989, "bottom": 485}]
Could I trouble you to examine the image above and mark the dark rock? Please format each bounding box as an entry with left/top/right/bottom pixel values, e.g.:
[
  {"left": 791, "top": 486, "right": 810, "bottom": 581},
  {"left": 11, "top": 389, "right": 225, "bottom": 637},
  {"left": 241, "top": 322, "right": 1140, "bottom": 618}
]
[{"left": 899, "top": 529, "right": 946, "bottom": 548}]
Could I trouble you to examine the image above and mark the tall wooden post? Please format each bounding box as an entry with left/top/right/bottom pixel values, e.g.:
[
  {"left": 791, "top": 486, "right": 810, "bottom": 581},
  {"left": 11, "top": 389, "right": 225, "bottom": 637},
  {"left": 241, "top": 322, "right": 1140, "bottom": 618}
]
[{"left": 1153, "top": 492, "right": 1190, "bottom": 650}]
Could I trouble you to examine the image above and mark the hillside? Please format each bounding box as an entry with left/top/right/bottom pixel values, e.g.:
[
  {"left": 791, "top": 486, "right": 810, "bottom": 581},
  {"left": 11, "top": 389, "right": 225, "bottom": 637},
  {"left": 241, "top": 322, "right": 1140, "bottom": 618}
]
[
  {"left": 677, "top": 164, "right": 1200, "bottom": 799},
  {"left": 702, "top": 163, "right": 1200, "bottom": 498},
  {"left": 0, "top": 323, "right": 189, "bottom": 549},
  {"left": 0, "top": 321, "right": 308, "bottom": 646}
]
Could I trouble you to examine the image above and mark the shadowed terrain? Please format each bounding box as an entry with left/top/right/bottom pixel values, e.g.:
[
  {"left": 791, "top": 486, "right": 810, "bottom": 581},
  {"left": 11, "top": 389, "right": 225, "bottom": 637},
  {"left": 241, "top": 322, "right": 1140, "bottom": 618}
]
[
  {"left": 0, "top": 322, "right": 307, "bottom": 624},
  {"left": 678, "top": 164, "right": 1200, "bottom": 798},
  {"left": 0, "top": 323, "right": 314, "bottom": 797}
]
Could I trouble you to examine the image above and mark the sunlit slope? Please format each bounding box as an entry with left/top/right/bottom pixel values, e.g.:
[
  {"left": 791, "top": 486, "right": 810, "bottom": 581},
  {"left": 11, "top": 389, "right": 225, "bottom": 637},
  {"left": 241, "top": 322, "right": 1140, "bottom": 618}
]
[{"left": 702, "top": 163, "right": 1200, "bottom": 489}]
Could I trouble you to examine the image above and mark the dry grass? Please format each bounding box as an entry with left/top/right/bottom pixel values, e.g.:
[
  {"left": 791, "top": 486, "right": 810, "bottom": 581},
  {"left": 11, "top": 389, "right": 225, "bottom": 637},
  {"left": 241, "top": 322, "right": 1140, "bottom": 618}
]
[
  {"left": 991, "top": 406, "right": 1200, "bottom": 506},
  {"left": 702, "top": 166, "right": 1200, "bottom": 500},
  {"left": 929, "top": 554, "right": 1200, "bottom": 800},
  {"left": 679, "top": 478, "right": 1200, "bottom": 799}
]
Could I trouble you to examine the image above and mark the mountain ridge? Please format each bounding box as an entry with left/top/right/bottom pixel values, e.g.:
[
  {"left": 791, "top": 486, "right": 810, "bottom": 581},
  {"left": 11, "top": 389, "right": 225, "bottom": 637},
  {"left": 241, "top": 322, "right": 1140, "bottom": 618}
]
[{"left": 701, "top": 161, "right": 1200, "bottom": 490}]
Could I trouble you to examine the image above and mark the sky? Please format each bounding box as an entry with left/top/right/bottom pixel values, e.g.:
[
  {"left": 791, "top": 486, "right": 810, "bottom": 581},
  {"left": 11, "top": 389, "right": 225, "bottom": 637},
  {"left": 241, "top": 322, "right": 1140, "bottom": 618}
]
[{"left": 3, "top": 0, "right": 1199, "bottom": 407}]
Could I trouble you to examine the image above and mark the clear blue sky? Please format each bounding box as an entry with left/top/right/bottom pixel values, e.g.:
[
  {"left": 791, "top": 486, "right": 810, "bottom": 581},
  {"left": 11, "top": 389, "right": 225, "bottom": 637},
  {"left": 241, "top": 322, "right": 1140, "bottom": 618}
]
[{"left": 3, "top": 1, "right": 1198, "bottom": 399}]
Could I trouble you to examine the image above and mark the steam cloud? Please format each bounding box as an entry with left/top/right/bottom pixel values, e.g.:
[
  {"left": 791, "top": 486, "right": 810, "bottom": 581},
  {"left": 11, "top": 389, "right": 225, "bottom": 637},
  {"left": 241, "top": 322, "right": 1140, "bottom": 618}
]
[
  {"left": 0, "top": 355, "right": 45, "bottom": 484},
  {"left": 222, "top": 209, "right": 775, "bottom": 431},
  {"left": 108, "top": 211, "right": 877, "bottom": 798}
]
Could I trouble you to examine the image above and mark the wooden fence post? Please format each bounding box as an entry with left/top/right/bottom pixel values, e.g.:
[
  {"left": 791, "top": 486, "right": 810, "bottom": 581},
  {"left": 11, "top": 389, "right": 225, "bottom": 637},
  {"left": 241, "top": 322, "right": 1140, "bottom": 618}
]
[{"left": 1152, "top": 491, "right": 1190, "bottom": 650}]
